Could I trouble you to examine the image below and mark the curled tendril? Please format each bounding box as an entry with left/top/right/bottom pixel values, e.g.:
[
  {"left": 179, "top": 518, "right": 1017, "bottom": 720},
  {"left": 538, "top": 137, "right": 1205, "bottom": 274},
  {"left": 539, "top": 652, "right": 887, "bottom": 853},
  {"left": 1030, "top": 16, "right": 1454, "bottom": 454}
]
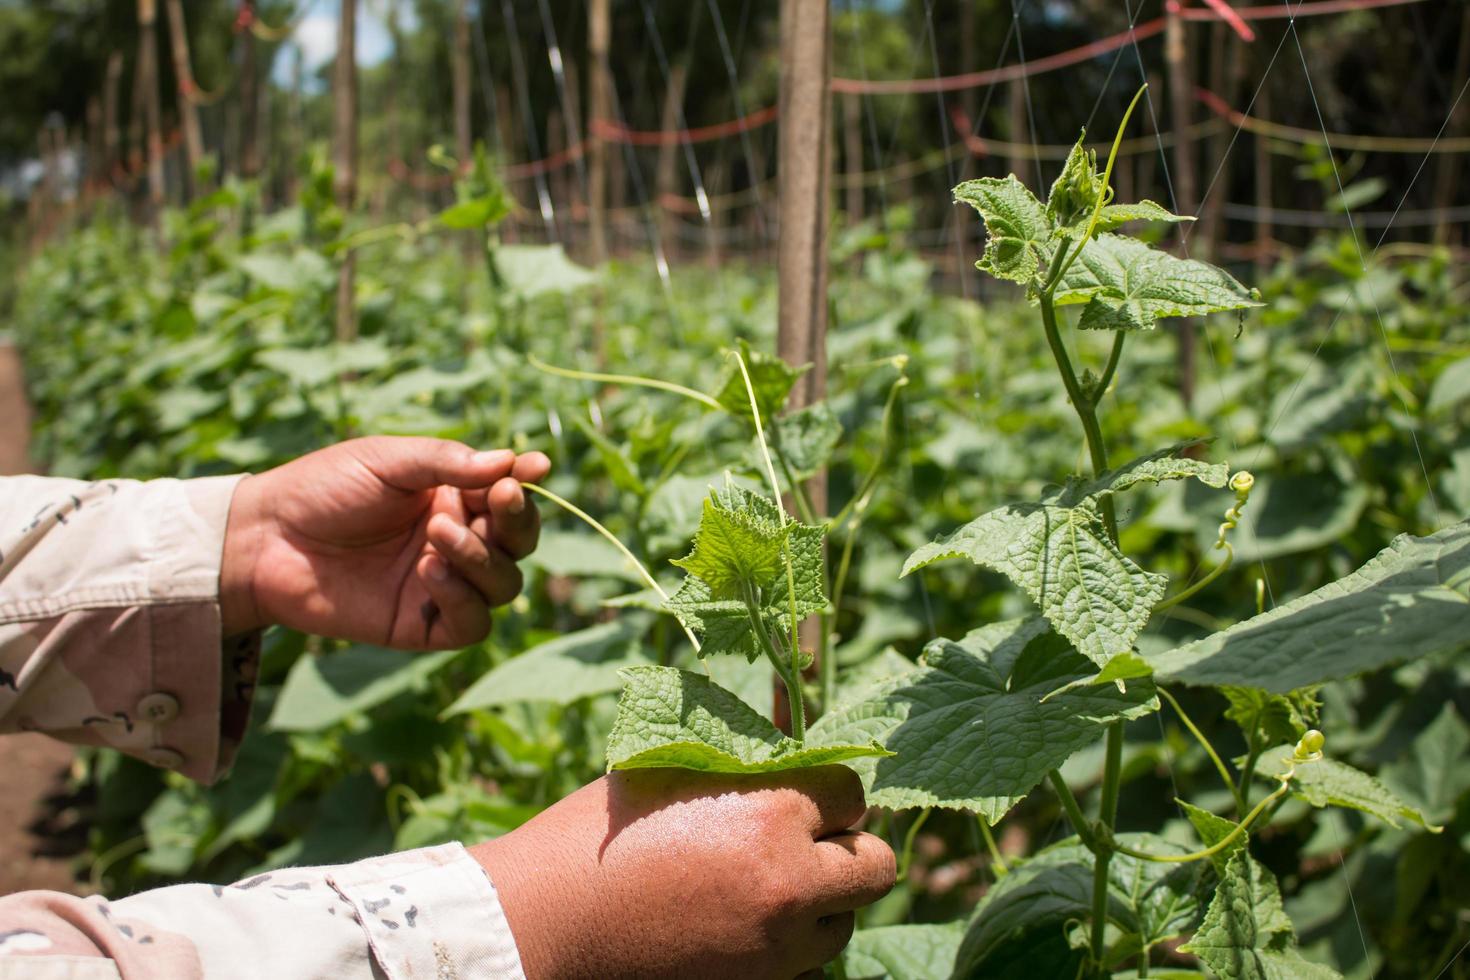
[{"left": 1155, "top": 469, "right": 1256, "bottom": 613}]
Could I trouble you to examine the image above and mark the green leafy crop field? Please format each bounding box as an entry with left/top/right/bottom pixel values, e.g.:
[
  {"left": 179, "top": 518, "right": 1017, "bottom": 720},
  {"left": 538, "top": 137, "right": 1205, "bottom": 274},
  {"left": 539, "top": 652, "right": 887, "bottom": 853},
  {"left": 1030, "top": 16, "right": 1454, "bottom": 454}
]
[{"left": 9, "top": 138, "right": 1470, "bottom": 977}]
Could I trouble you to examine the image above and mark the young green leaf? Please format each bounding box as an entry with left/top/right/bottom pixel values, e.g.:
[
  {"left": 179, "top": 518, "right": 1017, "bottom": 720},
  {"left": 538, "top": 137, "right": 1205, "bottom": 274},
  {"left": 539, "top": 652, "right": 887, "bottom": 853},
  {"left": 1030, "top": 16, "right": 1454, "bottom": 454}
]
[
  {"left": 1252, "top": 750, "right": 1441, "bottom": 831},
  {"left": 1053, "top": 234, "right": 1262, "bottom": 331},
  {"left": 714, "top": 339, "right": 809, "bottom": 420},
  {"left": 446, "top": 620, "right": 651, "bottom": 714},
  {"left": 1150, "top": 521, "right": 1470, "bottom": 692},
  {"left": 605, "top": 666, "right": 889, "bottom": 773},
  {"left": 1180, "top": 851, "right": 1340, "bottom": 980},
  {"left": 765, "top": 401, "right": 842, "bottom": 479},
  {"left": 1056, "top": 200, "right": 1192, "bottom": 238},
  {"left": 953, "top": 176, "right": 1055, "bottom": 286},
  {"left": 667, "top": 483, "right": 827, "bottom": 659},
  {"left": 1382, "top": 703, "right": 1470, "bottom": 827},
  {"left": 1046, "top": 136, "right": 1106, "bottom": 228},
  {"left": 1220, "top": 686, "right": 1312, "bottom": 748},
  {"left": 844, "top": 923, "right": 965, "bottom": 980},
  {"left": 903, "top": 447, "right": 1228, "bottom": 665},
  {"left": 1179, "top": 800, "right": 1245, "bottom": 875},
  {"left": 808, "top": 620, "right": 1157, "bottom": 819}
]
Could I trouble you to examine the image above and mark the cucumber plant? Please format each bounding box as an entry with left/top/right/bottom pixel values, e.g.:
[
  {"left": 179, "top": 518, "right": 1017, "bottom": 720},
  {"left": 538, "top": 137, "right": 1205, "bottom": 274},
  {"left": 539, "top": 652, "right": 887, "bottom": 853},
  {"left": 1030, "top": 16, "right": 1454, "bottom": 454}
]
[{"left": 525, "top": 91, "right": 1467, "bottom": 979}]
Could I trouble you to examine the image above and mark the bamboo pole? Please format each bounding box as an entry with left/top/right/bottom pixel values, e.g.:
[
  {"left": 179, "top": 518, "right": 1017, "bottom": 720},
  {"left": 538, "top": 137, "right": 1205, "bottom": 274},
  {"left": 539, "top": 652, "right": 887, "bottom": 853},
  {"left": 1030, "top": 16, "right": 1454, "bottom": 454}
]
[
  {"left": 1165, "top": 2, "right": 1198, "bottom": 408},
  {"left": 335, "top": 0, "right": 359, "bottom": 344},
  {"left": 588, "top": 0, "right": 612, "bottom": 263},
  {"left": 162, "top": 0, "right": 208, "bottom": 197}
]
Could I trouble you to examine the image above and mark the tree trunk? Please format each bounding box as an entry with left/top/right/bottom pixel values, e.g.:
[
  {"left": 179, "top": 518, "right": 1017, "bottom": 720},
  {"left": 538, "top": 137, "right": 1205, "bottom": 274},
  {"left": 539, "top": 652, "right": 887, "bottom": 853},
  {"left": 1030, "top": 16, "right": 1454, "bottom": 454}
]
[
  {"left": 1166, "top": 3, "right": 1197, "bottom": 408},
  {"left": 587, "top": 0, "right": 611, "bottom": 263},
  {"left": 162, "top": 0, "right": 208, "bottom": 198},
  {"left": 334, "top": 0, "right": 359, "bottom": 344}
]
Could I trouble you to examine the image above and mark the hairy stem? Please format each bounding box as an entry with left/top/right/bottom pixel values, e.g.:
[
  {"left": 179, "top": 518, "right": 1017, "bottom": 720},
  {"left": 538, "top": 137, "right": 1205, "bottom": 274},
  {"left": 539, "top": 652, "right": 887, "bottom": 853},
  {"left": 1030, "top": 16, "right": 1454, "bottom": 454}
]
[
  {"left": 1112, "top": 782, "right": 1290, "bottom": 865},
  {"left": 742, "top": 581, "right": 805, "bottom": 743},
  {"left": 1050, "top": 770, "right": 1096, "bottom": 851},
  {"left": 1096, "top": 331, "right": 1127, "bottom": 402}
]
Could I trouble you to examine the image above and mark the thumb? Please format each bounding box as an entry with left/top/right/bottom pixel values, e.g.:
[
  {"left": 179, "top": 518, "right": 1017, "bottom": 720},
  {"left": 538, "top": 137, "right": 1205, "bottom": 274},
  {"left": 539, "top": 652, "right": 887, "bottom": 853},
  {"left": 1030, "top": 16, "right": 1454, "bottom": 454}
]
[{"left": 354, "top": 437, "right": 517, "bottom": 492}]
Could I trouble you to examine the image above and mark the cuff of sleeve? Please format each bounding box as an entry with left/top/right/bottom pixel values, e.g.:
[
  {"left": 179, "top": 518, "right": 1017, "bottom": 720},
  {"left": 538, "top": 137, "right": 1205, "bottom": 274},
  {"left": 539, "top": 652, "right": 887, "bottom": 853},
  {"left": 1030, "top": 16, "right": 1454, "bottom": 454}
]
[{"left": 325, "top": 843, "right": 527, "bottom": 980}]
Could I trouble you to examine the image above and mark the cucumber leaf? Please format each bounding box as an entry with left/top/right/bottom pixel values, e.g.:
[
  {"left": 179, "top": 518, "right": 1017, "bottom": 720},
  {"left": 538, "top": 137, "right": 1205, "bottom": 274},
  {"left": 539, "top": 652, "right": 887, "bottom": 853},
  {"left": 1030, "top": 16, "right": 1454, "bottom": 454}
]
[
  {"left": 605, "top": 666, "right": 889, "bottom": 773},
  {"left": 808, "top": 620, "right": 1157, "bottom": 819},
  {"left": 954, "top": 176, "right": 1055, "bottom": 286},
  {"left": 1149, "top": 522, "right": 1470, "bottom": 691}
]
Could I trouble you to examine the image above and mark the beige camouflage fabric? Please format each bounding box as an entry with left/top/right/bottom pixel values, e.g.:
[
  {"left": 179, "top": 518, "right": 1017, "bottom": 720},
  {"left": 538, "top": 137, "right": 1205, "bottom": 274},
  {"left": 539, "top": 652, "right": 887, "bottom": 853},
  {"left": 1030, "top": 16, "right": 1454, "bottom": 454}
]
[{"left": 0, "top": 475, "right": 526, "bottom": 980}]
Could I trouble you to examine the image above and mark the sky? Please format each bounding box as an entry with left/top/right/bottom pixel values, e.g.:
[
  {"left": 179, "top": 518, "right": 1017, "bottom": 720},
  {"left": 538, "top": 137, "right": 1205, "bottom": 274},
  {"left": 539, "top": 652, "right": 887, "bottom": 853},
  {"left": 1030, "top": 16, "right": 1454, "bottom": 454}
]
[{"left": 271, "top": 0, "right": 417, "bottom": 86}]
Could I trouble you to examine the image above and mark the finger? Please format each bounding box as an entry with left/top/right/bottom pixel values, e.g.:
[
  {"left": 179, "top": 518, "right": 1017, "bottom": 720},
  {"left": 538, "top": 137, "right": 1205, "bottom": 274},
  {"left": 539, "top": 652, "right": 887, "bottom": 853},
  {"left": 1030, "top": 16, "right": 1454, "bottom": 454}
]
[
  {"left": 798, "top": 911, "right": 856, "bottom": 975},
  {"left": 808, "top": 831, "right": 897, "bottom": 916},
  {"left": 512, "top": 451, "right": 552, "bottom": 484},
  {"left": 784, "top": 765, "right": 869, "bottom": 838},
  {"left": 464, "top": 452, "right": 552, "bottom": 513},
  {"left": 487, "top": 477, "right": 542, "bottom": 561},
  {"left": 355, "top": 436, "right": 517, "bottom": 493},
  {"left": 416, "top": 552, "right": 492, "bottom": 648},
  {"left": 426, "top": 513, "right": 525, "bottom": 607}
]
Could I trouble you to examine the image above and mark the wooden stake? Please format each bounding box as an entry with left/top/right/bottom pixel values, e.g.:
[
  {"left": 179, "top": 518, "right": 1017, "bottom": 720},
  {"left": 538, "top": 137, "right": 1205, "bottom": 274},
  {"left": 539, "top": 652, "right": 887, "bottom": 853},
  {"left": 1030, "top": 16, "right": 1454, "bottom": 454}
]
[
  {"left": 139, "top": 0, "right": 166, "bottom": 220},
  {"left": 1432, "top": 7, "right": 1470, "bottom": 247},
  {"left": 1166, "top": 2, "right": 1197, "bottom": 408},
  {"left": 777, "top": 0, "right": 832, "bottom": 728},
  {"left": 103, "top": 52, "right": 123, "bottom": 184},
  {"left": 454, "top": 0, "right": 473, "bottom": 167},
  {"left": 1254, "top": 81, "right": 1273, "bottom": 279},
  {"left": 335, "top": 0, "right": 359, "bottom": 344},
  {"left": 588, "top": 0, "right": 612, "bottom": 263},
  {"left": 163, "top": 0, "right": 208, "bottom": 197},
  {"left": 655, "top": 61, "right": 689, "bottom": 264}
]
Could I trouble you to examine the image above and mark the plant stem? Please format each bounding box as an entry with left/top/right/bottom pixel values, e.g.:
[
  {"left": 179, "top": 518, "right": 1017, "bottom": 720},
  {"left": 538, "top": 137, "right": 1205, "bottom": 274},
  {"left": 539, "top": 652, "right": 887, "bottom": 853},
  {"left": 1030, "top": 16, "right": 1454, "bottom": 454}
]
[
  {"left": 1096, "top": 331, "right": 1127, "bottom": 402},
  {"left": 1158, "top": 688, "right": 1246, "bottom": 814},
  {"left": 743, "top": 581, "right": 805, "bottom": 742},
  {"left": 897, "top": 808, "right": 932, "bottom": 880},
  {"left": 977, "top": 817, "right": 1009, "bottom": 875},
  {"left": 1237, "top": 733, "right": 1262, "bottom": 817},
  {"left": 1050, "top": 770, "right": 1097, "bottom": 850},
  {"left": 521, "top": 482, "right": 701, "bottom": 654}
]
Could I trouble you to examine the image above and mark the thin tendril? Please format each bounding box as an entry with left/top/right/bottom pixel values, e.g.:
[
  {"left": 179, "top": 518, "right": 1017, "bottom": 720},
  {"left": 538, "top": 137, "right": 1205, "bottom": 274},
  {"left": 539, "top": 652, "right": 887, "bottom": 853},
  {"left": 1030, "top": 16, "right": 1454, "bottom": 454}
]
[
  {"left": 528, "top": 353, "right": 724, "bottom": 411},
  {"left": 521, "top": 482, "right": 701, "bottom": 654}
]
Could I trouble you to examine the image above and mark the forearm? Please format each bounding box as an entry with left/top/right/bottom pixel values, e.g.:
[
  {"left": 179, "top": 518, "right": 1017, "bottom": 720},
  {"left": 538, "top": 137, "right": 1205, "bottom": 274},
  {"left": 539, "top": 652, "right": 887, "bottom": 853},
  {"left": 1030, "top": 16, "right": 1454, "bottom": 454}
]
[
  {"left": 0, "top": 474, "right": 258, "bottom": 782},
  {"left": 0, "top": 843, "right": 526, "bottom": 979}
]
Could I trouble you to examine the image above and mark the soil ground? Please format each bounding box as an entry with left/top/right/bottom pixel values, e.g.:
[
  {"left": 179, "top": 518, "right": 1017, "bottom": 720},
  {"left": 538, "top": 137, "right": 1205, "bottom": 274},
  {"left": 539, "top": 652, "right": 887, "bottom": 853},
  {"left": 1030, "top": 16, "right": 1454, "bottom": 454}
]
[{"left": 0, "top": 341, "right": 86, "bottom": 895}]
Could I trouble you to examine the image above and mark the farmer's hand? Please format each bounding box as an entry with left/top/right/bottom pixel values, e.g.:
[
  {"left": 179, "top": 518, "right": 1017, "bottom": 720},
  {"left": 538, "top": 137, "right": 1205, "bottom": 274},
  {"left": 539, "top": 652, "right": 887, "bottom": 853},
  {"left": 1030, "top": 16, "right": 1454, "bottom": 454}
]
[
  {"left": 220, "top": 436, "right": 550, "bottom": 648},
  {"left": 470, "top": 767, "right": 895, "bottom": 980}
]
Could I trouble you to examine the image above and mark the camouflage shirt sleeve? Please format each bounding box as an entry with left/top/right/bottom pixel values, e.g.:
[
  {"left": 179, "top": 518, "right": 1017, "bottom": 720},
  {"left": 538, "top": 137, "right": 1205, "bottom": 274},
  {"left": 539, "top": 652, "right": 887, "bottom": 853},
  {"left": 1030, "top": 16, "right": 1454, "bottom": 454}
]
[
  {"left": 0, "top": 474, "right": 259, "bottom": 783},
  {"left": 0, "top": 842, "right": 527, "bottom": 979}
]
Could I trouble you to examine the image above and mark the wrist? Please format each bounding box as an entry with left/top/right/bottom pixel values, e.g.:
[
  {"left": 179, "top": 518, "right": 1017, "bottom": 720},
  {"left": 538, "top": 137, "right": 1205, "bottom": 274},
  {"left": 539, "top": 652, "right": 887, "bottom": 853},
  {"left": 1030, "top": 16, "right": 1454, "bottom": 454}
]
[
  {"left": 469, "top": 833, "right": 585, "bottom": 980},
  {"left": 220, "top": 474, "right": 269, "bottom": 637}
]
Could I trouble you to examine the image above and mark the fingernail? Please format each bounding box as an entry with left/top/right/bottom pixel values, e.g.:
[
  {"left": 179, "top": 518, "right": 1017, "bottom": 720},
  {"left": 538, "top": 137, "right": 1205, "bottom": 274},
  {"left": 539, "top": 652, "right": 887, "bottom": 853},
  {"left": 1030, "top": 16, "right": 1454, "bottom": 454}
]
[
  {"left": 507, "top": 490, "right": 525, "bottom": 514},
  {"left": 426, "top": 556, "right": 449, "bottom": 582},
  {"left": 473, "top": 449, "right": 514, "bottom": 469}
]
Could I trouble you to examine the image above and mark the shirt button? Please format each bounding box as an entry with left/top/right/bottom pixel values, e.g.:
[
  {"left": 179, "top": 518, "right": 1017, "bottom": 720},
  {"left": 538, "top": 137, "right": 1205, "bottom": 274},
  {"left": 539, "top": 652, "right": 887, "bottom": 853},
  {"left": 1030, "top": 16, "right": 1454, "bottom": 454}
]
[
  {"left": 136, "top": 693, "right": 181, "bottom": 724},
  {"left": 145, "top": 747, "right": 185, "bottom": 770}
]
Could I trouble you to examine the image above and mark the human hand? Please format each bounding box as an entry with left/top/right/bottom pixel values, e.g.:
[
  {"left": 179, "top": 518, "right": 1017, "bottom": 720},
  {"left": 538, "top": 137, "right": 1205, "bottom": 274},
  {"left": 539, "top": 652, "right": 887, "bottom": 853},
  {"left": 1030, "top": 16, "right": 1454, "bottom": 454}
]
[
  {"left": 220, "top": 436, "right": 551, "bottom": 648},
  {"left": 469, "top": 767, "right": 895, "bottom": 980}
]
